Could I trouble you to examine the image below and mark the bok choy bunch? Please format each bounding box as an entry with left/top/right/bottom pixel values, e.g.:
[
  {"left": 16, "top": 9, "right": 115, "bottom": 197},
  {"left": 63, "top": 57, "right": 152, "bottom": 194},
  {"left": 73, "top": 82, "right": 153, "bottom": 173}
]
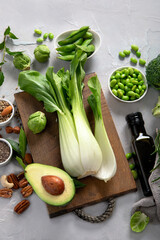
[
  {"left": 18, "top": 50, "right": 102, "bottom": 179},
  {"left": 88, "top": 75, "right": 117, "bottom": 182}
]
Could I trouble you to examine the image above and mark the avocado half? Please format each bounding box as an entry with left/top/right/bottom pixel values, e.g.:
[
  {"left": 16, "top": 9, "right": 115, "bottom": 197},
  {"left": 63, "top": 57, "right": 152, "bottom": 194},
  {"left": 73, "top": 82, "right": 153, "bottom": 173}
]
[{"left": 25, "top": 163, "right": 75, "bottom": 206}]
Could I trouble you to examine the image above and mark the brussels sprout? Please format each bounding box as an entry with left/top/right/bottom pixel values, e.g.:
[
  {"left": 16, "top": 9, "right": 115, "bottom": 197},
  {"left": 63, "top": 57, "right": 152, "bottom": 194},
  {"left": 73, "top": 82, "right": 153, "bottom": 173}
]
[
  {"left": 28, "top": 111, "right": 47, "bottom": 134},
  {"left": 13, "top": 53, "right": 31, "bottom": 70},
  {"left": 34, "top": 44, "right": 50, "bottom": 63}
]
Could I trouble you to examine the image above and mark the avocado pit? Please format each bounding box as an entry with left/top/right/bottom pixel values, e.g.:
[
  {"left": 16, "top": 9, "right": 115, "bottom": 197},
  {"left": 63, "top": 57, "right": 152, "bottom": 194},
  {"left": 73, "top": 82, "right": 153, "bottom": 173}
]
[{"left": 41, "top": 175, "right": 65, "bottom": 196}]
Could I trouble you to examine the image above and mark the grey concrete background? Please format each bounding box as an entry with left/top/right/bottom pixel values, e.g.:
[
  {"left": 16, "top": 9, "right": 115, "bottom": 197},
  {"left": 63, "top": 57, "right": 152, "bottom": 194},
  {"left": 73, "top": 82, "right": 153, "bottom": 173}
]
[{"left": 0, "top": 0, "right": 160, "bottom": 239}]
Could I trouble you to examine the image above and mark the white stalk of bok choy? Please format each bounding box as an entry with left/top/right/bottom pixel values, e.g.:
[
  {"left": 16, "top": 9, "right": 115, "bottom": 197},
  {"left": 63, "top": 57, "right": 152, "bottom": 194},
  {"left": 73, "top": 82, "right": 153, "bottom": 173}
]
[
  {"left": 18, "top": 67, "right": 85, "bottom": 177},
  {"left": 87, "top": 75, "right": 117, "bottom": 182}
]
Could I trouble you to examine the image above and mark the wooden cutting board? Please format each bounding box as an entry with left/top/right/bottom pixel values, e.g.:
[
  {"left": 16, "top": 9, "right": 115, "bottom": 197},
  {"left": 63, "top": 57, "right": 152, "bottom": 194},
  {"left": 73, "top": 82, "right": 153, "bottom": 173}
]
[{"left": 14, "top": 73, "right": 136, "bottom": 218}]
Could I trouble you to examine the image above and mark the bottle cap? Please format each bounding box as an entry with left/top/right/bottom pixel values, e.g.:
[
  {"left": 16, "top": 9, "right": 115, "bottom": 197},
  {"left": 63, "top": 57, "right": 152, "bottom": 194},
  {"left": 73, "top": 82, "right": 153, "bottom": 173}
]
[{"left": 126, "top": 112, "right": 144, "bottom": 127}]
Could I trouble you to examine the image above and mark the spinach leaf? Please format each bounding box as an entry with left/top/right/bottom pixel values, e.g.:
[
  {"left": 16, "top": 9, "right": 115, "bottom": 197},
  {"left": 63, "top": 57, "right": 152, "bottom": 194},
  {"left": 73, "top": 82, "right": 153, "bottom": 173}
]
[
  {"left": 0, "top": 71, "right": 4, "bottom": 86},
  {"left": 6, "top": 138, "right": 21, "bottom": 155},
  {"left": 16, "top": 156, "right": 26, "bottom": 170}
]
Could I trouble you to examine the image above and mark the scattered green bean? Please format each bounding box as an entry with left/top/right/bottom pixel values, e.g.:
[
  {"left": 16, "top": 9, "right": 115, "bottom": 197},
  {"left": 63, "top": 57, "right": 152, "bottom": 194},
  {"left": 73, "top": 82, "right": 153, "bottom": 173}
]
[
  {"left": 136, "top": 51, "right": 141, "bottom": 58},
  {"left": 34, "top": 29, "right": 42, "bottom": 35},
  {"left": 83, "top": 31, "right": 93, "bottom": 39},
  {"left": 48, "top": 33, "right": 54, "bottom": 40},
  {"left": 131, "top": 170, "right": 138, "bottom": 180},
  {"left": 139, "top": 58, "right": 146, "bottom": 66},
  {"left": 37, "top": 37, "right": 43, "bottom": 43},
  {"left": 43, "top": 33, "right": 48, "bottom": 39},
  {"left": 126, "top": 152, "right": 133, "bottom": 160},
  {"left": 130, "top": 58, "right": 137, "bottom": 64},
  {"left": 131, "top": 44, "right": 139, "bottom": 52},
  {"left": 119, "top": 52, "right": 125, "bottom": 58},
  {"left": 129, "top": 163, "right": 135, "bottom": 170},
  {"left": 123, "top": 50, "right": 131, "bottom": 56}
]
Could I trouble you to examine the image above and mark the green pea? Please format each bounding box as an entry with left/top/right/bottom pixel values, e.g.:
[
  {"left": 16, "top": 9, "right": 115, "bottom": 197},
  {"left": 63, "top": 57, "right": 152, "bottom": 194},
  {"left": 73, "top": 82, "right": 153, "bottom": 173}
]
[
  {"left": 118, "top": 82, "right": 125, "bottom": 90},
  {"left": 132, "top": 85, "right": 136, "bottom": 92},
  {"left": 129, "top": 163, "right": 135, "bottom": 170},
  {"left": 34, "top": 29, "right": 42, "bottom": 35},
  {"left": 123, "top": 50, "right": 131, "bottom": 56},
  {"left": 112, "top": 89, "right": 118, "bottom": 96},
  {"left": 130, "top": 58, "right": 137, "bottom": 64},
  {"left": 135, "top": 88, "right": 140, "bottom": 94},
  {"left": 127, "top": 83, "right": 133, "bottom": 88},
  {"left": 48, "top": 33, "right": 54, "bottom": 40},
  {"left": 119, "top": 52, "right": 125, "bottom": 58},
  {"left": 140, "top": 89, "right": 145, "bottom": 96},
  {"left": 122, "top": 95, "right": 129, "bottom": 101},
  {"left": 138, "top": 85, "right": 142, "bottom": 91},
  {"left": 37, "top": 37, "right": 43, "bottom": 43},
  {"left": 142, "top": 84, "right": 146, "bottom": 90},
  {"left": 110, "top": 79, "right": 117, "bottom": 88},
  {"left": 43, "top": 33, "right": 48, "bottom": 39},
  {"left": 138, "top": 74, "right": 143, "bottom": 80},
  {"left": 127, "top": 91, "right": 135, "bottom": 97},
  {"left": 139, "top": 59, "right": 146, "bottom": 66},
  {"left": 131, "top": 170, "right": 138, "bottom": 180},
  {"left": 126, "top": 152, "right": 133, "bottom": 160},
  {"left": 128, "top": 67, "right": 134, "bottom": 75},
  {"left": 131, "top": 44, "right": 139, "bottom": 52},
  {"left": 115, "top": 72, "right": 121, "bottom": 79},
  {"left": 117, "top": 89, "right": 124, "bottom": 98},
  {"left": 135, "top": 93, "right": 140, "bottom": 99},
  {"left": 136, "top": 51, "right": 141, "bottom": 58}
]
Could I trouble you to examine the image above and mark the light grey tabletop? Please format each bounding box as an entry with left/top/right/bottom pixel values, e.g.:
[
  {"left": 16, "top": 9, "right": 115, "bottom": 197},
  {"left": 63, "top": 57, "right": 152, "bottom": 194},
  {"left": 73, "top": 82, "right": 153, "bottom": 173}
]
[{"left": 0, "top": 0, "right": 160, "bottom": 239}]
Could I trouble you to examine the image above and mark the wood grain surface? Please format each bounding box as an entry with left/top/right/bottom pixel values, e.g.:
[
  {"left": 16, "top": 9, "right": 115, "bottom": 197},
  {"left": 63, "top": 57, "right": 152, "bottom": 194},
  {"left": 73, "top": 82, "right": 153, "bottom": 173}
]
[{"left": 14, "top": 73, "right": 136, "bottom": 218}]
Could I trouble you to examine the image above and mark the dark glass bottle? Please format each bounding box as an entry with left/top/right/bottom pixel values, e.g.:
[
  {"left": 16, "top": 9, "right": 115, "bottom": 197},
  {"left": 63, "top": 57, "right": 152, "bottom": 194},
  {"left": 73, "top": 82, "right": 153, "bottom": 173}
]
[{"left": 126, "top": 112, "right": 156, "bottom": 196}]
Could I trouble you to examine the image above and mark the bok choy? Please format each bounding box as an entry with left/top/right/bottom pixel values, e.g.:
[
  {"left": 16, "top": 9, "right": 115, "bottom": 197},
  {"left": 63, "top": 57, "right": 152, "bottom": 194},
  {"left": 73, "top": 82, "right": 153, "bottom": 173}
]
[
  {"left": 18, "top": 50, "right": 102, "bottom": 179},
  {"left": 88, "top": 75, "right": 117, "bottom": 182}
]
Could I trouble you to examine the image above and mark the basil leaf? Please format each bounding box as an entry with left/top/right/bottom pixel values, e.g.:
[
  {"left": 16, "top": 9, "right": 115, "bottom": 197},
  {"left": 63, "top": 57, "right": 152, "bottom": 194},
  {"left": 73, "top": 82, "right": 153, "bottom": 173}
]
[
  {"left": 9, "top": 32, "right": 18, "bottom": 39},
  {"left": 6, "top": 138, "right": 21, "bottom": 155},
  {"left": 0, "top": 62, "right": 5, "bottom": 66},
  {"left": 4, "top": 26, "right": 11, "bottom": 35},
  {"left": 73, "top": 178, "right": 86, "bottom": 189},
  {"left": 6, "top": 47, "right": 23, "bottom": 56},
  {"left": 0, "top": 71, "right": 4, "bottom": 86},
  {"left": 19, "top": 128, "right": 27, "bottom": 158},
  {"left": 0, "top": 41, "right": 4, "bottom": 50},
  {"left": 16, "top": 156, "right": 26, "bottom": 170}
]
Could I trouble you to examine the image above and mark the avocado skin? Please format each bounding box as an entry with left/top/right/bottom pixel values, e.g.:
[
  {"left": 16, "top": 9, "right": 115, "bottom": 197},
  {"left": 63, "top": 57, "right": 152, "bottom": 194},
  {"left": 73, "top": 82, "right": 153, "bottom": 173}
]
[{"left": 25, "top": 163, "right": 75, "bottom": 206}]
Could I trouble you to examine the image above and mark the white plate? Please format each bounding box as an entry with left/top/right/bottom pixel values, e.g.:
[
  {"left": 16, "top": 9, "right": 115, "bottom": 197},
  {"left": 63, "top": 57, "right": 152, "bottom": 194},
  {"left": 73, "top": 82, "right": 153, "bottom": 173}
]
[
  {"left": 0, "top": 98, "right": 14, "bottom": 127},
  {"left": 54, "top": 29, "right": 101, "bottom": 59},
  {"left": 0, "top": 138, "right": 13, "bottom": 167}
]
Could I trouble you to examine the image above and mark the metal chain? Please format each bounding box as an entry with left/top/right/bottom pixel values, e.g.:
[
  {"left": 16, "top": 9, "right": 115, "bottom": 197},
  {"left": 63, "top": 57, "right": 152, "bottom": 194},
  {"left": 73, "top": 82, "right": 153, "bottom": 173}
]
[{"left": 74, "top": 198, "right": 115, "bottom": 223}]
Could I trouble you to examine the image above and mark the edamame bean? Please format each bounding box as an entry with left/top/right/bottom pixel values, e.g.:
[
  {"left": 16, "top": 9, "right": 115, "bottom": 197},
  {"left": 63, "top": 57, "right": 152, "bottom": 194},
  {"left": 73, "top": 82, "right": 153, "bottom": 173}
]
[
  {"left": 124, "top": 86, "right": 129, "bottom": 92},
  {"left": 128, "top": 67, "right": 134, "bottom": 75},
  {"left": 135, "top": 93, "right": 140, "bottom": 99},
  {"left": 126, "top": 152, "right": 133, "bottom": 160},
  {"left": 121, "top": 74, "right": 126, "bottom": 79},
  {"left": 117, "top": 89, "right": 124, "bottom": 98},
  {"left": 118, "top": 82, "right": 125, "bottom": 90},
  {"left": 84, "top": 31, "right": 93, "bottom": 39},
  {"left": 48, "top": 33, "right": 54, "bottom": 40},
  {"left": 114, "top": 84, "right": 119, "bottom": 90},
  {"left": 124, "top": 69, "right": 129, "bottom": 76},
  {"left": 43, "top": 33, "right": 48, "bottom": 39},
  {"left": 110, "top": 79, "right": 117, "bottom": 88},
  {"left": 34, "top": 29, "right": 42, "bottom": 35},
  {"left": 129, "top": 163, "right": 135, "bottom": 170},
  {"left": 115, "top": 72, "right": 121, "bottom": 79},
  {"left": 58, "top": 55, "right": 74, "bottom": 61},
  {"left": 123, "top": 50, "right": 131, "bottom": 56},
  {"left": 37, "top": 37, "right": 43, "bottom": 43},
  {"left": 138, "top": 85, "right": 142, "bottom": 91},
  {"left": 131, "top": 44, "right": 139, "bottom": 52},
  {"left": 131, "top": 170, "right": 138, "bottom": 180},
  {"left": 140, "top": 89, "right": 144, "bottom": 96},
  {"left": 132, "top": 85, "right": 136, "bottom": 92},
  {"left": 138, "top": 74, "right": 143, "bottom": 80},
  {"left": 142, "top": 84, "right": 146, "bottom": 90},
  {"left": 136, "top": 51, "right": 141, "bottom": 58},
  {"left": 112, "top": 89, "right": 118, "bottom": 96},
  {"left": 127, "top": 91, "right": 135, "bottom": 97},
  {"left": 122, "top": 95, "right": 129, "bottom": 101},
  {"left": 132, "top": 73, "right": 137, "bottom": 78},
  {"left": 119, "top": 52, "right": 125, "bottom": 58},
  {"left": 139, "top": 80, "right": 144, "bottom": 85},
  {"left": 127, "top": 82, "right": 133, "bottom": 88},
  {"left": 132, "top": 80, "right": 139, "bottom": 85},
  {"left": 135, "top": 88, "right": 140, "bottom": 94},
  {"left": 139, "top": 58, "right": 146, "bottom": 65},
  {"left": 130, "top": 58, "right": 137, "bottom": 64}
]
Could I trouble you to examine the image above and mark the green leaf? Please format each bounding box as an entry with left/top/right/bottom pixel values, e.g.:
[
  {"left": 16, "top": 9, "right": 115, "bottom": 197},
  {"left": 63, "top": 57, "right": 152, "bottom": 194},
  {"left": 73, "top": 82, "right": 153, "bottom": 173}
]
[
  {"left": 6, "top": 138, "right": 21, "bottom": 155},
  {"left": 19, "top": 128, "right": 27, "bottom": 158},
  {"left": 6, "top": 47, "right": 23, "bottom": 56},
  {"left": 0, "top": 71, "right": 4, "bottom": 86},
  {"left": 130, "top": 211, "right": 149, "bottom": 232},
  {"left": 9, "top": 32, "right": 18, "bottom": 39},
  {"left": 73, "top": 178, "right": 86, "bottom": 189},
  {"left": 0, "top": 62, "right": 5, "bottom": 66},
  {"left": 16, "top": 156, "right": 26, "bottom": 170},
  {"left": 4, "top": 26, "right": 11, "bottom": 35},
  {"left": 0, "top": 41, "right": 5, "bottom": 50},
  {"left": 18, "top": 70, "right": 63, "bottom": 114}
]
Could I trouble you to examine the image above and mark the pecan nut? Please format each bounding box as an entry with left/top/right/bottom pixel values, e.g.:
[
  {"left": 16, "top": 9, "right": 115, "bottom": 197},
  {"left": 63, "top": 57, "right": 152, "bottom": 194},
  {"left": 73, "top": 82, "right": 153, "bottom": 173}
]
[
  {"left": 18, "top": 178, "right": 28, "bottom": 188},
  {"left": 7, "top": 173, "right": 19, "bottom": 189},
  {"left": 17, "top": 171, "right": 25, "bottom": 181},
  {"left": 14, "top": 199, "right": 30, "bottom": 214},
  {"left": 0, "top": 188, "right": 13, "bottom": 198},
  {"left": 21, "top": 185, "right": 33, "bottom": 198}
]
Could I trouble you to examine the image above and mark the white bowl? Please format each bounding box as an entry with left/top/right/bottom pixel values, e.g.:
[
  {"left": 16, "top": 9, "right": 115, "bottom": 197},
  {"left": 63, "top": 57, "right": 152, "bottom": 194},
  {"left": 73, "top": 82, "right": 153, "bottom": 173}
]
[
  {"left": 108, "top": 66, "right": 148, "bottom": 103},
  {"left": 0, "top": 138, "right": 13, "bottom": 167},
  {"left": 0, "top": 98, "right": 14, "bottom": 127},
  {"left": 54, "top": 29, "right": 101, "bottom": 59}
]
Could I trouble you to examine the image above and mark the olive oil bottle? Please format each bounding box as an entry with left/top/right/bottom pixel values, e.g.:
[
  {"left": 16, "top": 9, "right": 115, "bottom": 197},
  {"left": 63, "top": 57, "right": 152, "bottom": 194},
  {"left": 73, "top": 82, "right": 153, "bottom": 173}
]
[{"left": 126, "top": 112, "right": 156, "bottom": 196}]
